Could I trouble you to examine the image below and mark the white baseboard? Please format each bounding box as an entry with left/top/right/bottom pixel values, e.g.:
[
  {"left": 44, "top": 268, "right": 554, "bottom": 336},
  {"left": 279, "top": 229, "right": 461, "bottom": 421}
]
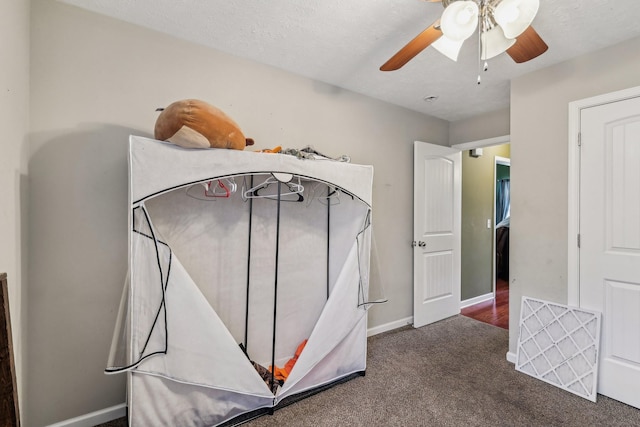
[
  {"left": 367, "top": 316, "right": 413, "bottom": 337},
  {"left": 47, "top": 403, "right": 126, "bottom": 427},
  {"left": 460, "top": 292, "right": 494, "bottom": 309},
  {"left": 506, "top": 351, "right": 517, "bottom": 364}
]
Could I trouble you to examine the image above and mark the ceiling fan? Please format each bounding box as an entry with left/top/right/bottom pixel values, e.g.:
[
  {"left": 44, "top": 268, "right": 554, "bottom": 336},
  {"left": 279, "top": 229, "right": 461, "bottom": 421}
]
[{"left": 380, "top": 0, "right": 548, "bottom": 73}]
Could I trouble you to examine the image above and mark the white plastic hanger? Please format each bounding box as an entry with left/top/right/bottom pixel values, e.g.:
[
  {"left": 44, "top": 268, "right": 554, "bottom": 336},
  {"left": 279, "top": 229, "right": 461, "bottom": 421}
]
[{"left": 243, "top": 173, "right": 304, "bottom": 202}]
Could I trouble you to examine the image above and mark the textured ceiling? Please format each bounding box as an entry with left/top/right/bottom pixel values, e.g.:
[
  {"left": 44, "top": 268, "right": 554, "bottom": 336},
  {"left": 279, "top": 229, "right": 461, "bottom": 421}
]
[{"left": 60, "top": 0, "right": 640, "bottom": 122}]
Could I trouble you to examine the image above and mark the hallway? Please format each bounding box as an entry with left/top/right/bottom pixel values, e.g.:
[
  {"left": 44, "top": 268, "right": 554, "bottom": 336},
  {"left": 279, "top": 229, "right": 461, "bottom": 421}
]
[{"left": 461, "top": 278, "right": 509, "bottom": 329}]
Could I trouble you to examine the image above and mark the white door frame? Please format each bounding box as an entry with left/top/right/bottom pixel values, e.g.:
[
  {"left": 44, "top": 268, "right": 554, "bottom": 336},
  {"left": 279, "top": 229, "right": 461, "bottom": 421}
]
[
  {"left": 567, "top": 84, "right": 640, "bottom": 306},
  {"left": 452, "top": 135, "right": 510, "bottom": 307}
]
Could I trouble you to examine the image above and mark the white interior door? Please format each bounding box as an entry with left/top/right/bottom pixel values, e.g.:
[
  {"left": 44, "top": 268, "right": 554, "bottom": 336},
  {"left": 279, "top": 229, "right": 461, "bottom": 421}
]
[
  {"left": 580, "top": 95, "right": 640, "bottom": 409},
  {"left": 413, "top": 141, "right": 461, "bottom": 328}
]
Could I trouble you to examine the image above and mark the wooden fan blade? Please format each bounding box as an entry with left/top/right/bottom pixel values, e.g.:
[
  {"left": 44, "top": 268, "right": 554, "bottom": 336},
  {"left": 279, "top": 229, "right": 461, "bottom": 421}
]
[
  {"left": 380, "top": 22, "right": 442, "bottom": 71},
  {"left": 506, "top": 26, "right": 548, "bottom": 63}
]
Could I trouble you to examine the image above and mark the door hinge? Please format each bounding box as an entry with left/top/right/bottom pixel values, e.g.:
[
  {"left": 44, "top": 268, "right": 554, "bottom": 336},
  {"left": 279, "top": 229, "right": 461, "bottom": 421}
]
[
  {"left": 577, "top": 233, "right": 581, "bottom": 248},
  {"left": 578, "top": 132, "right": 581, "bottom": 146}
]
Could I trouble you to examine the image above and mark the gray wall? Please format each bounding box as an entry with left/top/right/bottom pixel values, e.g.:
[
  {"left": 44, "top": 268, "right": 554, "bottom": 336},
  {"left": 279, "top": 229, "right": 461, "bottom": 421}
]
[
  {"left": 26, "top": 1, "right": 448, "bottom": 425},
  {"left": 0, "top": 0, "right": 30, "bottom": 416},
  {"left": 509, "top": 35, "right": 640, "bottom": 354},
  {"left": 449, "top": 107, "right": 510, "bottom": 146},
  {"left": 461, "top": 144, "right": 510, "bottom": 301}
]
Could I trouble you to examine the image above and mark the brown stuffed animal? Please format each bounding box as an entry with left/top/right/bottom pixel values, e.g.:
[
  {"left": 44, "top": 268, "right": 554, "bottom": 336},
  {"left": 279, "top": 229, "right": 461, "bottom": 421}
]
[{"left": 154, "top": 99, "right": 255, "bottom": 150}]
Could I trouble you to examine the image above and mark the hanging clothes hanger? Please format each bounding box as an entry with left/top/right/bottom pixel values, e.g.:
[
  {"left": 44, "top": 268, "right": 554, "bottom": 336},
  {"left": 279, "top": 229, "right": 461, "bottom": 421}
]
[
  {"left": 243, "top": 173, "right": 304, "bottom": 202},
  {"left": 305, "top": 182, "right": 341, "bottom": 206},
  {"left": 185, "top": 177, "right": 238, "bottom": 200},
  {"left": 208, "top": 180, "right": 230, "bottom": 198},
  {"left": 224, "top": 177, "right": 238, "bottom": 194},
  {"left": 206, "top": 177, "right": 238, "bottom": 198}
]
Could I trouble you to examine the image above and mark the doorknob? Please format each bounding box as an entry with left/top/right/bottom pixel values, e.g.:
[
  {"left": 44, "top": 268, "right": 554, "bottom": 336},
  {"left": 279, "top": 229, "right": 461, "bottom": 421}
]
[{"left": 418, "top": 241, "right": 426, "bottom": 247}]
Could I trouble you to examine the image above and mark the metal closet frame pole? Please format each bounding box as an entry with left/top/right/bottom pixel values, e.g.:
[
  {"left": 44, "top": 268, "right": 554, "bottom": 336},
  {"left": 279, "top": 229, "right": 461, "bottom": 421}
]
[
  {"left": 244, "top": 174, "right": 254, "bottom": 355},
  {"left": 270, "top": 180, "right": 283, "bottom": 392},
  {"left": 326, "top": 185, "right": 331, "bottom": 300}
]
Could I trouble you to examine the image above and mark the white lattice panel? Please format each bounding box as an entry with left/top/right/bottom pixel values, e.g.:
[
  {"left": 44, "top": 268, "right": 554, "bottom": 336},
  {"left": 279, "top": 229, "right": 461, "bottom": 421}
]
[{"left": 516, "top": 297, "right": 602, "bottom": 401}]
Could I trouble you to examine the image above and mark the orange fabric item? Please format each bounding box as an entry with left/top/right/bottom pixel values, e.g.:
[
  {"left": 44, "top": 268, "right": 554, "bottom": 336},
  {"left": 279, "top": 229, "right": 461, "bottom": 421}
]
[
  {"left": 269, "top": 339, "right": 308, "bottom": 382},
  {"left": 256, "top": 146, "right": 282, "bottom": 154}
]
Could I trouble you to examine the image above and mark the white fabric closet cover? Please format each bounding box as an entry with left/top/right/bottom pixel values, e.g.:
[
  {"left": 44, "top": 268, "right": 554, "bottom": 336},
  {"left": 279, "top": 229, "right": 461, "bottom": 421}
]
[
  {"left": 129, "top": 136, "right": 373, "bottom": 206},
  {"left": 107, "top": 136, "right": 375, "bottom": 426}
]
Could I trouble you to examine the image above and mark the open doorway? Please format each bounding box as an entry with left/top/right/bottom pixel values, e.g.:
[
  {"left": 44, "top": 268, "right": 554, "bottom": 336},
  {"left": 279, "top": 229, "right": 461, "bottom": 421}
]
[
  {"left": 458, "top": 144, "right": 510, "bottom": 329},
  {"left": 492, "top": 157, "right": 510, "bottom": 328}
]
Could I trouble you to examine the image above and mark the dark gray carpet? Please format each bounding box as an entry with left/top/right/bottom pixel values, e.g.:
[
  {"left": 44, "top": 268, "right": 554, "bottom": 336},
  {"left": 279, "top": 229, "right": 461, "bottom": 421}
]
[{"left": 96, "top": 315, "right": 640, "bottom": 426}]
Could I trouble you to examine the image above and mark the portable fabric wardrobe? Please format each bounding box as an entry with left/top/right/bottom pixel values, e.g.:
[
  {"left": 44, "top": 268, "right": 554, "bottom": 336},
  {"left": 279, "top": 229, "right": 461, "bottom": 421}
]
[{"left": 106, "top": 136, "right": 375, "bottom": 426}]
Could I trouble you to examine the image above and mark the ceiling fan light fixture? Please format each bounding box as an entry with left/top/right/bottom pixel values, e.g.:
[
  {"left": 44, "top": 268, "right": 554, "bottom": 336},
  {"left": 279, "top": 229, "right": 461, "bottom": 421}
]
[
  {"left": 378, "top": 0, "right": 548, "bottom": 74},
  {"left": 480, "top": 26, "right": 516, "bottom": 60},
  {"left": 432, "top": 36, "right": 465, "bottom": 61},
  {"left": 440, "top": 0, "right": 479, "bottom": 41},
  {"left": 493, "top": 0, "right": 539, "bottom": 39}
]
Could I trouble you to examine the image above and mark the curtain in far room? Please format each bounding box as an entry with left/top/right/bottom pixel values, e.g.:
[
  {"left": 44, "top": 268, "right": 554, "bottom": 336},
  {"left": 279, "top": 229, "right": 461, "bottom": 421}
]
[{"left": 496, "top": 179, "right": 510, "bottom": 227}]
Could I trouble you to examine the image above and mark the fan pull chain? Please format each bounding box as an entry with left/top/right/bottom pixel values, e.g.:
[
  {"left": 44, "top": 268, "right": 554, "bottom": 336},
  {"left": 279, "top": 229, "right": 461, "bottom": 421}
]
[{"left": 477, "top": 0, "right": 490, "bottom": 85}]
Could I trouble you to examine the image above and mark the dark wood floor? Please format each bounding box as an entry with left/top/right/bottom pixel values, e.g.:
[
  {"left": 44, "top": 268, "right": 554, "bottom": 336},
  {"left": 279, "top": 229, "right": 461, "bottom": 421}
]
[{"left": 461, "top": 278, "right": 509, "bottom": 329}]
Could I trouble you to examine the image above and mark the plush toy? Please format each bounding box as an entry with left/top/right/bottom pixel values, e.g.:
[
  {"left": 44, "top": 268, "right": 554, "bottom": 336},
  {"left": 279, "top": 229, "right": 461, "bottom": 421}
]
[{"left": 154, "top": 99, "right": 255, "bottom": 150}]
